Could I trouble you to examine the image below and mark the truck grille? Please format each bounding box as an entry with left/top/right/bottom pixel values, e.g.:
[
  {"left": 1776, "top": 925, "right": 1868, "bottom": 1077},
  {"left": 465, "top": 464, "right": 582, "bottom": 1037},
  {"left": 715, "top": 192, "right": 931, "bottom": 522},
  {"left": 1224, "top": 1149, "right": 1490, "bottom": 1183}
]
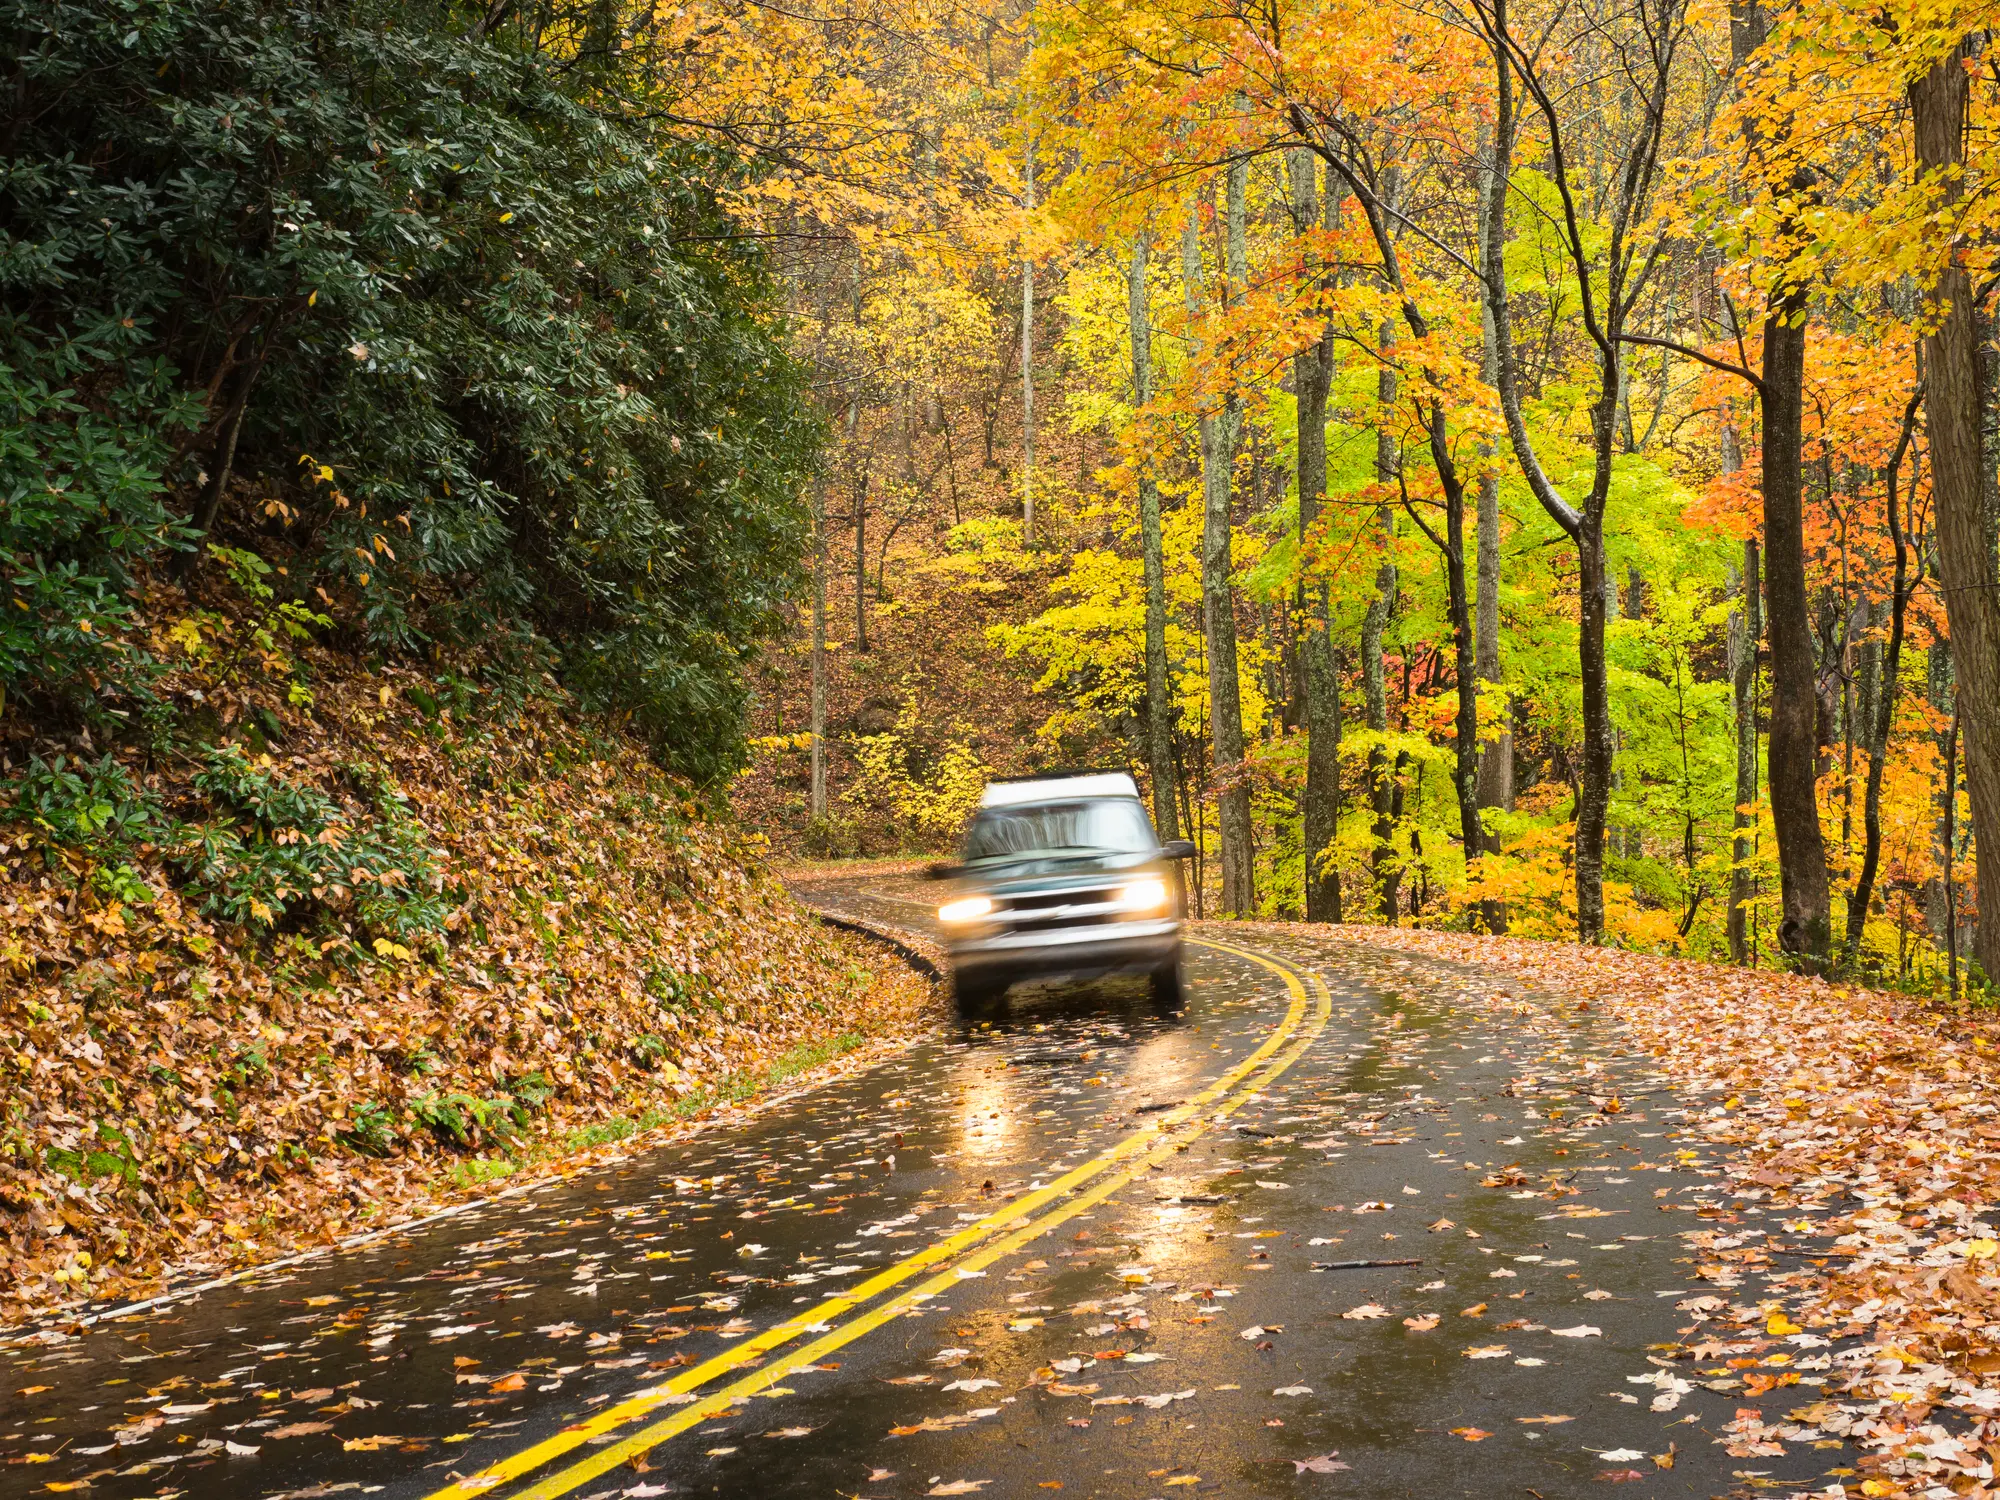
[{"left": 999, "top": 887, "right": 1120, "bottom": 932}]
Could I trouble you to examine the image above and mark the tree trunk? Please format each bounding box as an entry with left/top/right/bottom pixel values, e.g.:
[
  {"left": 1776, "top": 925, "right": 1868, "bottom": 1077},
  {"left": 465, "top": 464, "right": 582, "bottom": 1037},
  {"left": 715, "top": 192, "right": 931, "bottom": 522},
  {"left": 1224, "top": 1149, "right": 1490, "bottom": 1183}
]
[
  {"left": 1213, "top": 162, "right": 1255, "bottom": 915},
  {"left": 810, "top": 476, "right": 829, "bottom": 822},
  {"left": 1365, "top": 319, "right": 1400, "bottom": 922},
  {"left": 1474, "top": 117, "right": 1511, "bottom": 933},
  {"left": 1022, "top": 138, "right": 1037, "bottom": 547},
  {"left": 1928, "top": 637, "right": 1956, "bottom": 953},
  {"left": 1760, "top": 301, "right": 1832, "bottom": 967},
  {"left": 1130, "top": 232, "right": 1179, "bottom": 842},
  {"left": 1437, "top": 430, "right": 1485, "bottom": 873},
  {"left": 1912, "top": 43, "right": 2000, "bottom": 986},
  {"left": 1289, "top": 150, "right": 1342, "bottom": 922},
  {"left": 1575, "top": 506, "right": 1613, "bottom": 942},
  {"left": 1185, "top": 185, "right": 1254, "bottom": 917},
  {"left": 1728, "top": 534, "right": 1761, "bottom": 964},
  {"left": 1844, "top": 391, "right": 1920, "bottom": 964}
]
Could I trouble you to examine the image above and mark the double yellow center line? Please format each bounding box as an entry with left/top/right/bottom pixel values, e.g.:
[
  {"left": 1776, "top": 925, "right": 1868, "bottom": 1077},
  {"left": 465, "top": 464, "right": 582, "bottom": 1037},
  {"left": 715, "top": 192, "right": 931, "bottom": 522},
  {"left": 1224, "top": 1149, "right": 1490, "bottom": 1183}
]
[{"left": 430, "top": 938, "right": 1331, "bottom": 1500}]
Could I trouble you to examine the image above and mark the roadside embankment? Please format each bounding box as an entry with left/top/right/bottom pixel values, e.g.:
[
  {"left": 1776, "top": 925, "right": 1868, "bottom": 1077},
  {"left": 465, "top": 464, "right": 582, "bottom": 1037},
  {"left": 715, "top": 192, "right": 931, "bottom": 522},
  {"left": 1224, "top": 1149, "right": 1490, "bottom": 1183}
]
[{"left": 3, "top": 651, "right": 933, "bottom": 1322}]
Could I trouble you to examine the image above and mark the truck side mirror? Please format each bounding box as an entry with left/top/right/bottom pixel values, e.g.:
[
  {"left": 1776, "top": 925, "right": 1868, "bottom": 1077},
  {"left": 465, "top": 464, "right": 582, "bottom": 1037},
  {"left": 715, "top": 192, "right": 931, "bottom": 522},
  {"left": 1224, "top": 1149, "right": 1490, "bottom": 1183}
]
[
  {"left": 1160, "top": 839, "right": 1196, "bottom": 861},
  {"left": 923, "top": 860, "right": 964, "bottom": 880}
]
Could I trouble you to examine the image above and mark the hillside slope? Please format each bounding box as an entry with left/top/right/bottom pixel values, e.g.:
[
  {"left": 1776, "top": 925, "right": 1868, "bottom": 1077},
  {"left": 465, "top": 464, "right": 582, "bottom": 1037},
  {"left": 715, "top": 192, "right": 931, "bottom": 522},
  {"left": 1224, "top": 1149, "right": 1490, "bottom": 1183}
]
[{"left": 1, "top": 579, "right": 930, "bottom": 1320}]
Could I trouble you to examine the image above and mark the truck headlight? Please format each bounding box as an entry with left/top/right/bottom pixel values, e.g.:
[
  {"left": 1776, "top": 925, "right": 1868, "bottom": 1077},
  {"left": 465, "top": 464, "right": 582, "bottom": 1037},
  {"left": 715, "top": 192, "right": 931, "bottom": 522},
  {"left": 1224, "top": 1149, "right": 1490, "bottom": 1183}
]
[
  {"left": 1113, "top": 878, "right": 1169, "bottom": 912},
  {"left": 938, "top": 895, "right": 994, "bottom": 924}
]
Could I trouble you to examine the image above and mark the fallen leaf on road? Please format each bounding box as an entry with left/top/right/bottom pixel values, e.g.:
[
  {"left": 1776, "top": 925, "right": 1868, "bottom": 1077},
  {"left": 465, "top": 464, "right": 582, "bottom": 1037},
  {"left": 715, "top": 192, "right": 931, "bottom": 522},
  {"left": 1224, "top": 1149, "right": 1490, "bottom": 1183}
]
[
  {"left": 1342, "top": 1303, "right": 1390, "bottom": 1320},
  {"left": 1595, "top": 1470, "right": 1647, "bottom": 1483},
  {"left": 1459, "top": 1303, "right": 1487, "bottom": 1317},
  {"left": 1583, "top": 1289, "right": 1615, "bottom": 1300},
  {"left": 1596, "top": 1449, "right": 1647, "bottom": 1462},
  {"left": 1403, "top": 1314, "right": 1440, "bottom": 1331},
  {"left": 489, "top": 1373, "right": 527, "bottom": 1393},
  {"left": 928, "top": 1482, "right": 989, "bottom": 1495},
  {"left": 267, "top": 1422, "right": 334, "bottom": 1439},
  {"left": 943, "top": 1379, "right": 999, "bottom": 1393},
  {"left": 1293, "top": 1453, "right": 1350, "bottom": 1474},
  {"left": 1272, "top": 1385, "right": 1313, "bottom": 1396},
  {"left": 1551, "top": 1325, "right": 1602, "bottom": 1338},
  {"left": 1517, "top": 1415, "right": 1572, "bottom": 1425},
  {"left": 1462, "top": 1346, "right": 1509, "bottom": 1359},
  {"left": 1450, "top": 1427, "right": 1491, "bottom": 1441}
]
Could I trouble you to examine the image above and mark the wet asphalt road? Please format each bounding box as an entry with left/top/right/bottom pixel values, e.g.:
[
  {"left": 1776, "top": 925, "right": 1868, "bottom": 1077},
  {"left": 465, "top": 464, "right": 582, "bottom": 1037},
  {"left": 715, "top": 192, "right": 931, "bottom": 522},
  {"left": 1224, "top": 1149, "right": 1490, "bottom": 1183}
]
[{"left": 0, "top": 875, "right": 1857, "bottom": 1500}]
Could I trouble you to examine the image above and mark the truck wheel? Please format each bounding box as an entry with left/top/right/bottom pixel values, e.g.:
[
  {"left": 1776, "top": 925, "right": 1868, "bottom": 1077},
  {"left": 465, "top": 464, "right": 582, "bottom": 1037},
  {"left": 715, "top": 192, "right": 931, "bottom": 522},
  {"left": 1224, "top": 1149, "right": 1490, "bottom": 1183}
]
[
  {"left": 1149, "top": 954, "right": 1187, "bottom": 1012},
  {"left": 953, "top": 971, "right": 1006, "bottom": 1017}
]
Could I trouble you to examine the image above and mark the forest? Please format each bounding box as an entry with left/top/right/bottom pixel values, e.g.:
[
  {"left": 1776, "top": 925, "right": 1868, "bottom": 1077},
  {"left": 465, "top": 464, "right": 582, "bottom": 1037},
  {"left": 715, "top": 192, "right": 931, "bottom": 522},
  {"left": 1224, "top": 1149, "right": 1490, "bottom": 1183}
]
[
  {"left": 733, "top": 0, "right": 2000, "bottom": 999},
  {"left": 4, "top": 0, "right": 1998, "bottom": 995}
]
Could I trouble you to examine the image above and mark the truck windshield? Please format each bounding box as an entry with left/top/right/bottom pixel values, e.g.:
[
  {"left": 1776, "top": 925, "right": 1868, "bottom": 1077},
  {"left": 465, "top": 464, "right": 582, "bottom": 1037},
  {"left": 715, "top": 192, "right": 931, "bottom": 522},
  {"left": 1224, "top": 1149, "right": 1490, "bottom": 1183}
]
[{"left": 962, "top": 799, "right": 1156, "bottom": 860}]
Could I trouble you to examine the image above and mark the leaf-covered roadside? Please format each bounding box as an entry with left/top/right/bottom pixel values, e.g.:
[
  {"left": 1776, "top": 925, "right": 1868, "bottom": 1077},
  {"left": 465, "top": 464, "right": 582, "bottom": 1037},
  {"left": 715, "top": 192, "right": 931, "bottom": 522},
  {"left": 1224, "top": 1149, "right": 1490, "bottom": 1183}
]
[
  {"left": 1, "top": 646, "right": 932, "bottom": 1324},
  {"left": 1342, "top": 926, "right": 2000, "bottom": 1499}
]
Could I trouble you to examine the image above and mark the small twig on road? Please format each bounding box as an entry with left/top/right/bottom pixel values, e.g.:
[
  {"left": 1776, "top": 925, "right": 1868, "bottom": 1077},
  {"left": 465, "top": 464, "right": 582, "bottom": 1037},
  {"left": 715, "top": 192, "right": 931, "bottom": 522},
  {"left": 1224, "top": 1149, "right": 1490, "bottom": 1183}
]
[
  {"left": 1310, "top": 1258, "right": 1423, "bottom": 1270},
  {"left": 1157, "top": 1193, "right": 1228, "bottom": 1204}
]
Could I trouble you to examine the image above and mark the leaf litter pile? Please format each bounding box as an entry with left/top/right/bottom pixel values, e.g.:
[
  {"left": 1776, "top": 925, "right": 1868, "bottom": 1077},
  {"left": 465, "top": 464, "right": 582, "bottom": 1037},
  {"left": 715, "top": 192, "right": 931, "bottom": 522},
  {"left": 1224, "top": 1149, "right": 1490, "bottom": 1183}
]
[
  {"left": 1, "top": 662, "right": 931, "bottom": 1321},
  {"left": 1341, "top": 924, "right": 2000, "bottom": 1500}
]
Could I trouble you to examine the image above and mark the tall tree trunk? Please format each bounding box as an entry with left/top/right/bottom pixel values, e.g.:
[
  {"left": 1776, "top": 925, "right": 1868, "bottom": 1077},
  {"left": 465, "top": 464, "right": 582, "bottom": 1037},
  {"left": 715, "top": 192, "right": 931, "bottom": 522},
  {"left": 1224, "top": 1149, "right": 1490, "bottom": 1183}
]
[
  {"left": 811, "top": 476, "right": 829, "bottom": 822},
  {"left": 1474, "top": 118, "right": 1511, "bottom": 934},
  {"left": 1574, "top": 509, "right": 1613, "bottom": 942},
  {"left": 1912, "top": 43, "right": 2000, "bottom": 985},
  {"left": 1130, "top": 232, "right": 1179, "bottom": 842},
  {"left": 1022, "top": 138, "right": 1037, "bottom": 547},
  {"left": 1289, "top": 150, "right": 1342, "bottom": 922},
  {"left": 1479, "top": 0, "right": 1620, "bottom": 941},
  {"left": 1724, "top": 0, "right": 1829, "bottom": 968},
  {"left": 1213, "top": 162, "right": 1255, "bottom": 915},
  {"left": 1437, "top": 434, "right": 1484, "bottom": 873},
  {"left": 1928, "top": 636, "right": 1956, "bottom": 952},
  {"left": 1761, "top": 300, "right": 1831, "bottom": 966},
  {"left": 1844, "top": 389, "right": 1921, "bottom": 963},
  {"left": 1184, "top": 188, "right": 1253, "bottom": 917},
  {"left": 853, "top": 471, "right": 868, "bottom": 651},
  {"left": 1365, "top": 319, "right": 1400, "bottom": 922},
  {"left": 1728, "top": 532, "right": 1761, "bottom": 964},
  {"left": 847, "top": 258, "right": 869, "bottom": 654}
]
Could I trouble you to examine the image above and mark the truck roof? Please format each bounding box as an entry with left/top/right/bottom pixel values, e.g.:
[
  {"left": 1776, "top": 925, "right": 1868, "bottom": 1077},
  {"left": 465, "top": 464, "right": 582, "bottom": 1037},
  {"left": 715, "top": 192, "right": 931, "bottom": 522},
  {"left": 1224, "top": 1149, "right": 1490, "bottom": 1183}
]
[{"left": 978, "top": 770, "right": 1141, "bottom": 808}]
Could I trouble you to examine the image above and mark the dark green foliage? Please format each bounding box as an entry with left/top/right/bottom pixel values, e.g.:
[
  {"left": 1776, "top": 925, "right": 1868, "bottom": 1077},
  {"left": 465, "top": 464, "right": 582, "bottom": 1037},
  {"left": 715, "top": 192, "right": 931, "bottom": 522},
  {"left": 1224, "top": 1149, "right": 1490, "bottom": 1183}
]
[
  {"left": 7, "top": 740, "right": 454, "bottom": 950},
  {"left": 0, "top": 0, "right": 816, "bottom": 779},
  {"left": 174, "top": 743, "right": 450, "bottom": 942}
]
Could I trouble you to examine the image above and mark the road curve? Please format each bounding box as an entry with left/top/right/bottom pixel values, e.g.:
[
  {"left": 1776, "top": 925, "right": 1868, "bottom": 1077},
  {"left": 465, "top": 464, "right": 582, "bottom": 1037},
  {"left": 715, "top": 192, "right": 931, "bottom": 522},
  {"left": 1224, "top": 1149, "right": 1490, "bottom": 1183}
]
[{"left": 0, "top": 872, "right": 1845, "bottom": 1500}]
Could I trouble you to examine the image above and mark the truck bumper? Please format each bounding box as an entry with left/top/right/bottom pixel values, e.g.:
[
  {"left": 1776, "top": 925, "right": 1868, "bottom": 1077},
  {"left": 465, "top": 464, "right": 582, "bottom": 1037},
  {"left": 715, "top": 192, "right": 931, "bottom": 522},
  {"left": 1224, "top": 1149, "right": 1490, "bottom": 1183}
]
[{"left": 947, "top": 919, "right": 1182, "bottom": 981}]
